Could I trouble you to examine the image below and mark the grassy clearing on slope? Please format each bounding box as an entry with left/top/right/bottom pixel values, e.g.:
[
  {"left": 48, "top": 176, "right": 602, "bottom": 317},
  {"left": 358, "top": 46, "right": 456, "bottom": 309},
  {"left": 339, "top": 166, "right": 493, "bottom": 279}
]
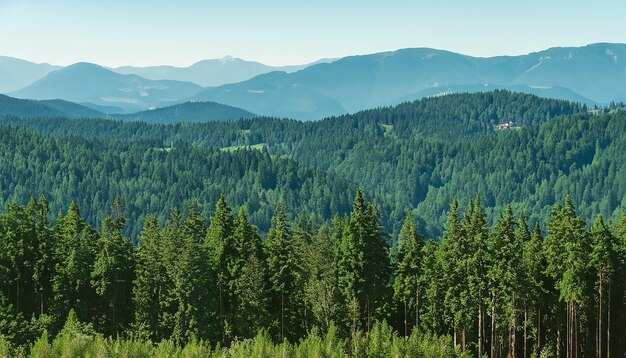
[{"left": 220, "top": 143, "right": 268, "bottom": 152}]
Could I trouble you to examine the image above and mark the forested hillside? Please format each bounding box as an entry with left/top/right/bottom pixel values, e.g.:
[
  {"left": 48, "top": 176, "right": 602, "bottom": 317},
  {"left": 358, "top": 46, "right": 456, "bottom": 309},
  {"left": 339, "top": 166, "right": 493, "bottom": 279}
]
[
  {"left": 1, "top": 90, "right": 626, "bottom": 356},
  {"left": 0, "top": 127, "right": 356, "bottom": 236},
  {"left": 2, "top": 91, "right": 622, "bottom": 238},
  {"left": 115, "top": 101, "right": 256, "bottom": 124},
  {"left": 1, "top": 193, "right": 625, "bottom": 357}
]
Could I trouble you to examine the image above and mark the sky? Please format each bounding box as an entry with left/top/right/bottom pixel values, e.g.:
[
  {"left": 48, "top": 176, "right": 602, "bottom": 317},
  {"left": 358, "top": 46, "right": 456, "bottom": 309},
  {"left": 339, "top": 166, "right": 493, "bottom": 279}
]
[{"left": 1, "top": 0, "right": 625, "bottom": 67}]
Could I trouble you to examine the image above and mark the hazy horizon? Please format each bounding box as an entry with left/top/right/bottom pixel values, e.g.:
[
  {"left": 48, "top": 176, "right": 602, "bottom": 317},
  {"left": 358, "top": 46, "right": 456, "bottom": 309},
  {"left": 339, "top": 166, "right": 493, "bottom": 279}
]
[
  {"left": 4, "top": 42, "right": 626, "bottom": 69},
  {"left": 1, "top": 0, "right": 625, "bottom": 68}
]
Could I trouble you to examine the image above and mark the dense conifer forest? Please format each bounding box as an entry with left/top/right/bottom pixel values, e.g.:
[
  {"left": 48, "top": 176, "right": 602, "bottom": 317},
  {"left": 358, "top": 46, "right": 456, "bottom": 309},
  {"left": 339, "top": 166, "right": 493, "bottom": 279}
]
[
  {"left": 1, "top": 91, "right": 625, "bottom": 356},
  {"left": 1, "top": 91, "right": 623, "bottom": 237},
  {"left": 1, "top": 193, "right": 625, "bottom": 357}
]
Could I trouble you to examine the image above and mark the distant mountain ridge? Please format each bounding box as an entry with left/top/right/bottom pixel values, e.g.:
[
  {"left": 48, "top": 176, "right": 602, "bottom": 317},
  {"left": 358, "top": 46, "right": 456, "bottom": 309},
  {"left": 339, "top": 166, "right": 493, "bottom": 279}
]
[
  {"left": 9, "top": 62, "right": 204, "bottom": 112},
  {"left": 4, "top": 43, "right": 626, "bottom": 120},
  {"left": 0, "top": 56, "right": 61, "bottom": 93},
  {"left": 0, "top": 94, "right": 65, "bottom": 117},
  {"left": 115, "top": 101, "right": 256, "bottom": 124},
  {"left": 114, "top": 56, "right": 336, "bottom": 87},
  {"left": 188, "top": 43, "right": 626, "bottom": 119},
  {"left": 0, "top": 94, "right": 254, "bottom": 123}
]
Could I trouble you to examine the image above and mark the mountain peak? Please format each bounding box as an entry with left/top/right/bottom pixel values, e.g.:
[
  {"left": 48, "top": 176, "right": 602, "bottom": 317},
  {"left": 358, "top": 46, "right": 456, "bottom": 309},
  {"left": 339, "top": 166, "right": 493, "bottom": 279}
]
[
  {"left": 219, "top": 55, "right": 237, "bottom": 63},
  {"left": 64, "top": 61, "right": 111, "bottom": 71}
]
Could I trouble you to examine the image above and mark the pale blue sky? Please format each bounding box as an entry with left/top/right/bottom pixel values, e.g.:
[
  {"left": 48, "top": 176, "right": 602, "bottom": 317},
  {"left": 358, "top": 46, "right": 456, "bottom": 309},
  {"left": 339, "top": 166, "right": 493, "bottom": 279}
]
[{"left": 1, "top": 0, "right": 625, "bottom": 67}]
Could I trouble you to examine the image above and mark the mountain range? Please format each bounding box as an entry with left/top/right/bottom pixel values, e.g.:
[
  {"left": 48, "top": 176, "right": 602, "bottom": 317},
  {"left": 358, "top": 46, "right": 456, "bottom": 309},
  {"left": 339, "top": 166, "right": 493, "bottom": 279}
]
[
  {"left": 189, "top": 43, "right": 626, "bottom": 119},
  {"left": 0, "top": 93, "right": 255, "bottom": 124},
  {"left": 3, "top": 43, "right": 626, "bottom": 120},
  {"left": 114, "top": 56, "right": 336, "bottom": 87},
  {"left": 8, "top": 63, "right": 204, "bottom": 112},
  {"left": 0, "top": 56, "right": 61, "bottom": 94},
  {"left": 115, "top": 101, "right": 256, "bottom": 124}
]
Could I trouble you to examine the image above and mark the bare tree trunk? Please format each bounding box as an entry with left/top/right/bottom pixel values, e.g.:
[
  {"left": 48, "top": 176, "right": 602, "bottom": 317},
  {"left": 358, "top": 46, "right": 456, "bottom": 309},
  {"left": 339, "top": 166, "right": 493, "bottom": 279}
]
[
  {"left": 218, "top": 283, "right": 224, "bottom": 339},
  {"left": 536, "top": 306, "right": 541, "bottom": 357},
  {"left": 556, "top": 324, "right": 561, "bottom": 358},
  {"left": 573, "top": 303, "right": 578, "bottom": 357},
  {"left": 478, "top": 303, "right": 483, "bottom": 358},
  {"left": 491, "top": 303, "right": 497, "bottom": 358},
  {"left": 454, "top": 326, "right": 458, "bottom": 349},
  {"left": 462, "top": 328, "right": 466, "bottom": 352},
  {"left": 404, "top": 302, "right": 408, "bottom": 337},
  {"left": 416, "top": 286, "right": 420, "bottom": 330},
  {"left": 511, "top": 294, "right": 516, "bottom": 358},
  {"left": 281, "top": 292, "right": 284, "bottom": 341},
  {"left": 524, "top": 305, "right": 528, "bottom": 358},
  {"left": 567, "top": 302, "right": 570, "bottom": 358},
  {"left": 511, "top": 316, "right": 517, "bottom": 358},
  {"left": 607, "top": 280, "right": 611, "bottom": 358},
  {"left": 598, "top": 274, "right": 602, "bottom": 358},
  {"left": 365, "top": 296, "right": 371, "bottom": 336}
]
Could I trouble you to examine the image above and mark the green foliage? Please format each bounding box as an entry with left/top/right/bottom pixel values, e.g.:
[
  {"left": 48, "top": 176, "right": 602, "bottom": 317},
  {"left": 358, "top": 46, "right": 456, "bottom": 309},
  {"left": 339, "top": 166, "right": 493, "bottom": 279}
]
[
  {"left": 393, "top": 212, "right": 424, "bottom": 336},
  {"left": 0, "top": 194, "right": 625, "bottom": 356},
  {"left": 0, "top": 126, "right": 356, "bottom": 237},
  {"left": 264, "top": 204, "right": 304, "bottom": 341},
  {"left": 336, "top": 189, "right": 391, "bottom": 334},
  {"left": 1, "top": 91, "right": 611, "bottom": 240},
  {"left": 0, "top": 91, "right": 626, "bottom": 356},
  {"left": 227, "top": 207, "right": 269, "bottom": 340},
  {"left": 91, "top": 199, "right": 135, "bottom": 336}
]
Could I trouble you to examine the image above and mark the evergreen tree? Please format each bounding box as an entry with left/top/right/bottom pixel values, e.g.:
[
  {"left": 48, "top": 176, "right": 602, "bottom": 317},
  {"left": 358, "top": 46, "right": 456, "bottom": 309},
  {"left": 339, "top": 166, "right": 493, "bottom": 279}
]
[
  {"left": 545, "top": 196, "right": 591, "bottom": 358},
  {"left": 0, "top": 201, "right": 36, "bottom": 318},
  {"left": 91, "top": 205, "right": 135, "bottom": 337},
  {"left": 439, "top": 197, "right": 473, "bottom": 352},
  {"left": 51, "top": 202, "right": 98, "bottom": 327},
  {"left": 589, "top": 215, "right": 617, "bottom": 358},
  {"left": 230, "top": 208, "right": 268, "bottom": 339},
  {"left": 489, "top": 205, "right": 522, "bottom": 358},
  {"left": 337, "top": 189, "right": 391, "bottom": 335},
  {"left": 393, "top": 212, "right": 424, "bottom": 337},
  {"left": 519, "top": 218, "right": 545, "bottom": 357},
  {"left": 292, "top": 214, "right": 316, "bottom": 332},
  {"left": 203, "top": 194, "right": 235, "bottom": 340},
  {"left": 264, "top": 203, "right": 301, "bottom": 341},
  {"left": 132, "top": 215, "right": 166, "bottom": 341},
  {"left": 420, "top": 239, "right": 446, "bottom": 334},
  {"left": 30, "top": 195, "right": 55, "bottom": 318},
  {"left": 304, "top": 225, "right": 340, "bottom": 331},
  {"left": 467, "top": 197, "right": 491, "bottom": 358},
  {"left": 164, "top": 204, "right": 214, "bottom": 344}
]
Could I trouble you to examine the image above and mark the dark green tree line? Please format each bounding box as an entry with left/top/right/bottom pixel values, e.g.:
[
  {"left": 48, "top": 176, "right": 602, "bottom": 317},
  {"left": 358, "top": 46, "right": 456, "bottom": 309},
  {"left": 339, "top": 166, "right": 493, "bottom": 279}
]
[{"left": 1, "top": 192, "right": 626, "bottom": 357}]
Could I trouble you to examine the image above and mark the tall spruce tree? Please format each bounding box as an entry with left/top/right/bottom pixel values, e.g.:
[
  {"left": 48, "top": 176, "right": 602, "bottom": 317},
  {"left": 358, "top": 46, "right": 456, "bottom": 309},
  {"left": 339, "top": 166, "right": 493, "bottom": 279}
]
[
  {"left": 421, "top": 239, "right": 446, "bottom": 335},
  {"left": 231, "top": 207, "right": 268, "bottom": 338},
  {"left": 439, "top": 197, "right": 472, "bottom": 351},
  {"left": 132, "top": 215, "right": 166, "bottom": 341},
  {"left": 91, "top": 209, "right": 135, "bottom": 337},
  {"left": 30, "top": 195, "right": 55, "bottom": 318},
  {"left": 468, "top": 197, "right": 491, "bottom": 358},
  {"left": 337, "top": 189, "right": 391, "bottom": 335},
  {"left": 265, "top": 204, "right": 301, "bottom": 341},
  {"left": 0, "top": 200, "right": 45, "bottom": 319},
  {"left": 589, "top": 215, "right": 617, "bottom": 358},
  {"left": 489, "top": 205, "right": 522, "bottom": 358},
  {"left": 519, "top": 217, "right": 545, "bottom": 358},
  {"left": 165, "top": 203, "right": 215, "bottom": 344},
  {"left": 545, "top": 196, "right": 591, "bottom": 358},
  {"left": 393, "top": 212, "right": 424, "bottom": 337},
  {"left": 304, "top": 225, "right": 340, "bottom": 331},
  {"left": 51, "top": 202, "right": 98, "bottom": 327},
  {"left": 203, "top": 194, "right": 235, "bottom": 340}
]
